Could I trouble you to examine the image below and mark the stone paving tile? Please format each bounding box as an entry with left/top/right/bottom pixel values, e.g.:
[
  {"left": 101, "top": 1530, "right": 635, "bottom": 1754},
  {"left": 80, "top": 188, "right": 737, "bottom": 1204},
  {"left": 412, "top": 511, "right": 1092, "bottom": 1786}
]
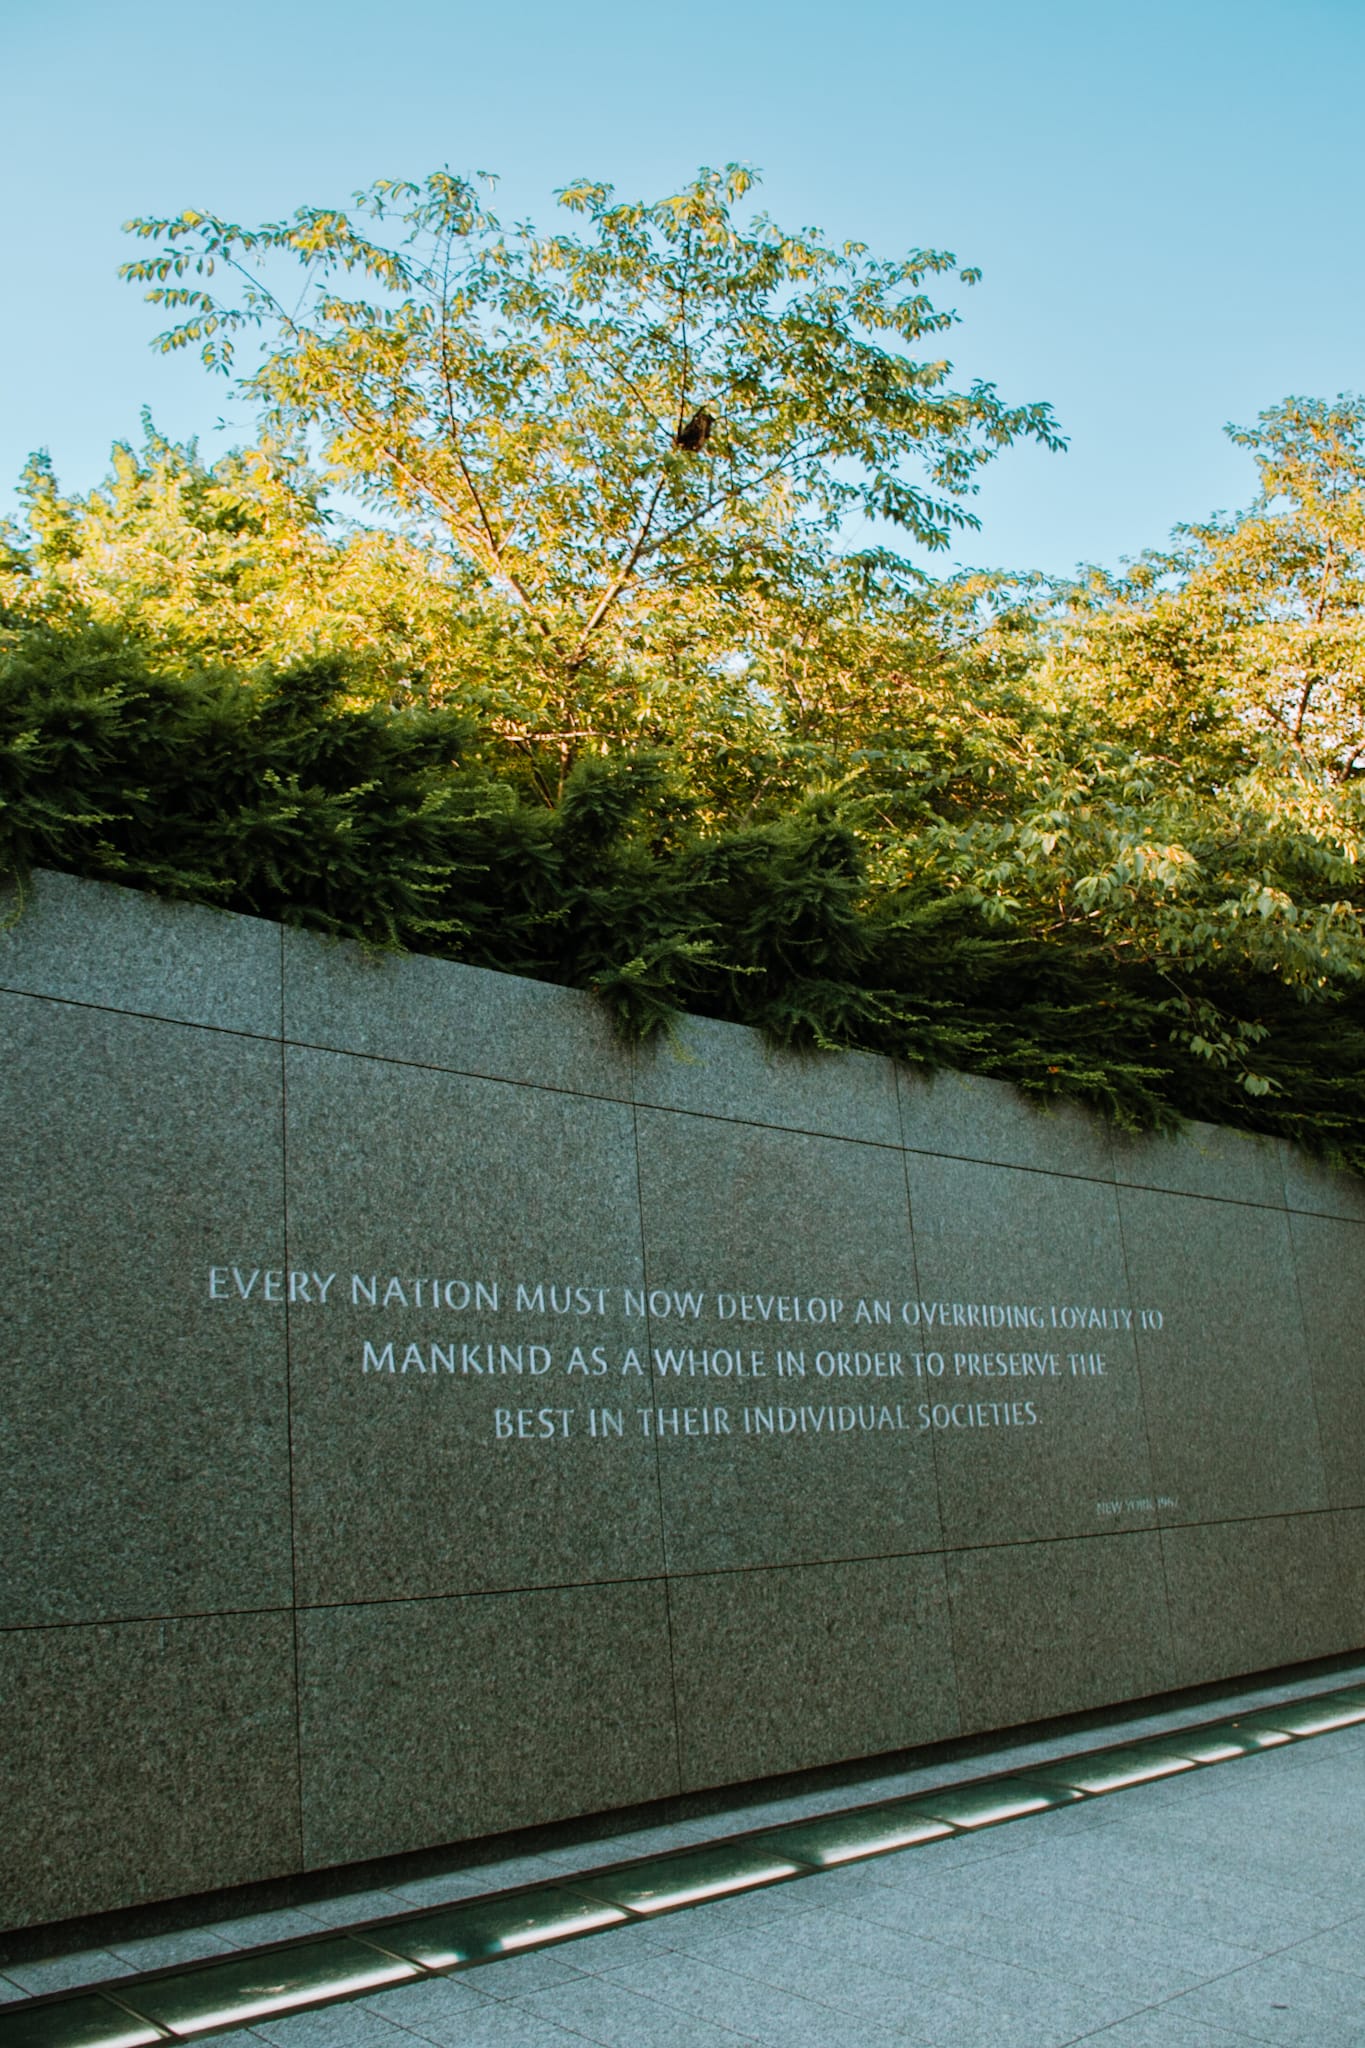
[
  {"left": 668, "top": 1861, "right": 905, "bottom": 1934},
  {"left": 834, "top": 1900, "right": 1154, "bottom": 2015},
  {"left": 1121, "top": 1836, "right": 1365, "bottom": 1911},
  {"left": 679, "top": 1900, "right": 945, "bottom": 1982},
  {"left": 835, "top": 1856, "right": 978, "bottom": 1902},
  {"left": 877, "top": 1863, "right": 1264, "bottom": 1979},
  {"left": 1148, "top": 1788, "right": 1329, "bottom": 1833},
  {"left": 962, "top": 1796, "right": 1130, "bottom": 1842},
  {"left": 468, "top": 2011, "right": 614, "bottom": 2048},
  {"left": 1274, "top": 1916, "right": 1365, "bottom": 1979},
  {"left": 842, "top": 1909, "right": 1179, "bottom": 2016},
  {"left": 840, "top": 1828, "right": 1038, "bottom": 1887},
  {"left": 929, "top": 1826, "right": 1186, "bottom": 1883},
  {"left": 545, "top": 1921, "right": 689, "bottom": 1973},
  {"left": 1067, "top": 1774, "right": 1237, "bottom": 1823},
  {"left": 515, "top": 1973, "right": 763, "bottom": 2046},
  {"left": 444, "top": 1855, "right": 567, "bottom": 1894},
  {"left": 599, "top": 1948, "right": 920, "bottom": 2047},
  {"left": 1221, "top": 1789, "right": 1365, "bottom": 1832},
  {"left": 351, "top": 1974, "right": 498, "bottom": 2043},
  {"left": 988, "top": 1821, "right": 1207, "bottom": 1874},
  {"left": 775, "top": 1905, "right": 1149, "bottom": 2034},
  {"left": 978, "top": 1826, "right": 1336, "bottom": 1913},
  {"left": 1157, "top": 1749, "right": 1357, "bottom": 1798},
  {"left": 819, "top": 1866, "right": 1001, "bottom": 1922},
  {"left": 206, "top": 1908, "right": 343, "bottom": 1949},
  {"left": 649, "top": 1918, "right": 1097, "bottom": 2048},
  {"left": 1204, "top": 1808, "right": 1365, "bottom": 1848},
  {"left": 1074, "top": 2011, "right": 1280, "bottom": 2047},
  {"left": 539, "top": 1821, "right": 716, "bottom": 1871},
  {"left": 918, "top": 1938, "right": 1188, "bottom": 2026},
  {"left": 971, "top": 1863, "right": 1329, "bottom": 1963},
  {"left": 1104, "top": 1772, "right": 1257, "bottom": 1814},
  {"left": 0, "top": 1948, "right": 136, "bottom": 1995},
  {"left": 1146, "top": 1866, "right": 1365, "bottom": 1946},
  {"left": 942, "top": 1972, "right": 1156, "bottom": 2046},
  {"left": 384, "top": 1870, "right": 500, "bottom": 1908},
  {"left": 1109, "top": 1881, "right": 1354, "bottom": 1957},
  {"left": 1174, "top": 1765, "right": 1362, "bottom": 1813},
  {"left": 1113, "top": 1835, "right": 1365, "bottom": 1892},
  {"left": 897, "top": 1913, "right": 1239, "bottom": 2012},
  {"left": 4, "top": 1678, "right": 1364, "bottom": 2045},
  {"left": 293, "top": 1890, "right": 413, "bottom": 1930},
  {"left": 462, "top": 1951, "right": 591, "bottom": 1999},
  {"left": 107, "top": 1927, "right": 242, "bottom": 1973},
  {"left": 251, "top": 2003, "right": 413, "bottom": 2045},
  {"left": 378, "top": 1857, "right": 568, "bottom": 1915},
  {"left": 371, "top": 2001, "right": 592, "bottom": 2048},
  {"left": 1243, "top": 1876, "right": 1365, "bottom": 1920},
  {"left": 168, "top": 2033, "right": 267, "bottom": 2046},
  {"left": 1157, "top": 1950, "right": 1365, "bottom": 2048},
  {"left": 1168, "top": 1845, "right": 1365, "bottom": 1901},
  {"left": 1185, "top": 1786, "right": 1365, "bottom": 1833}
]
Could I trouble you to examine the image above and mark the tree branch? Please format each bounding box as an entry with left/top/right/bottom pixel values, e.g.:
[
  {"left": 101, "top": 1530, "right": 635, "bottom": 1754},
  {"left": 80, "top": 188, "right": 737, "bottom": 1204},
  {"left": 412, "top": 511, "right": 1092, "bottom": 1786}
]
[{"left": 564, "top": 472, "right": 669, "bottom": 670}]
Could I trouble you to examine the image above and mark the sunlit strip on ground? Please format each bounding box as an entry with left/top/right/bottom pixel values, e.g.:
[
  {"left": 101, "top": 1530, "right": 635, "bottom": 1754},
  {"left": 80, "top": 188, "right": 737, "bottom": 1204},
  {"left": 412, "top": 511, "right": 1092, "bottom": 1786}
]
[
  {"left": 112, "top": 1941, "right": 420, "bottom": 2042},
  {"left": 4, "top": 1677, "right": 1363, "bottom": 2048},
  {"left": 752, "top": 1814, "right": 955, "bottom": 1867},
  {"left": 156, "top": 1964, "right": 414, "bottom": 2038},
  {"left": 496, "top": 1909, "right": 627, "bottom": 1952},
  {"left": 1258, "top": 1702, "right": 1365, "bottom": 1736},
  {"left": 372, "top": 1891, "right": 630, "bottom": 1970},
  {"left": 916, "top": 1781, "right": 1065, "bottom": 1828},
  {"left": 600, "top": 1860, "right": 803, "bottom": 1914},
  {"left": 1033, "top": 1745, "right": 1201, "bottom": 1794}
]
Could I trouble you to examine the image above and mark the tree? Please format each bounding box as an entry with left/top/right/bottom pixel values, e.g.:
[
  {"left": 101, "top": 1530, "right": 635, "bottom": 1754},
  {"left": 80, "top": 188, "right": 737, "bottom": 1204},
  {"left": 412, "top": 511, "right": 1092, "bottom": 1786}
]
[
  {"left": 3, "top": 424, "right": 335, "bottom": 665},
  {"left": 963, "top": 398, "right": 1365, "bottom": 1069},
  {"left": 1044, "top": 394, "right": 1365, "bottom": 780},
  {"left": 120, "top": 166, "right": 1064, "bottom": 725},
  {"left": 1205, "top": 394, "right": 1365, "bottom": 774},
  {"left": 0, "top": 421, "right": 536, "bottom": 726},
  {"left": 12, "top": 151, "right": 1364, "bottom": 1137}
]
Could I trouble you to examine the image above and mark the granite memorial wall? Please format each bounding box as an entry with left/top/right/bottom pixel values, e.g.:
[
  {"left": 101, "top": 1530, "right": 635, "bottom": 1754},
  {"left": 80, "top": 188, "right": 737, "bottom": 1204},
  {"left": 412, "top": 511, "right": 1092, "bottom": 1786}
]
[{"left": 3, "top": 868, "right": 1363, "bottom": 1930}]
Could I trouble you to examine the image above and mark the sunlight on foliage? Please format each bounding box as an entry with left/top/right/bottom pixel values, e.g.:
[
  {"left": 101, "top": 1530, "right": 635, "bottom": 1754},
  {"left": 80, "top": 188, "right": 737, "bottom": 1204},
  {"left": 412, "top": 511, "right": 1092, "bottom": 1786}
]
[{"left": 3, "top": 169, "right": 1364, "bottom": 1167}]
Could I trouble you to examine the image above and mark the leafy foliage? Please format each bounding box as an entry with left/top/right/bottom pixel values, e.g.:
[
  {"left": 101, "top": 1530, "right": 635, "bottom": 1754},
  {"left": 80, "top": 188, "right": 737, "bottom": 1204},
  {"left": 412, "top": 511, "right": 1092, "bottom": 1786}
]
[
  {"left": 4, "top": 624, "right": 1365, "bottom": 1165},
  {"left": 119, "top": 166, "right": 1062, "bottom": 703},
  {"left": 4, "top": 169, "right": 1364, "bottom": 1167}
]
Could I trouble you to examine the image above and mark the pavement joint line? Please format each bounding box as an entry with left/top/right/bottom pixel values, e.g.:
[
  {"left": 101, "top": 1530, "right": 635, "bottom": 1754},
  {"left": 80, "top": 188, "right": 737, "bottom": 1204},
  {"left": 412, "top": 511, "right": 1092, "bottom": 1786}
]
[{"left": 4, "top": 1675, "right": 1365, "bottom": 2048}]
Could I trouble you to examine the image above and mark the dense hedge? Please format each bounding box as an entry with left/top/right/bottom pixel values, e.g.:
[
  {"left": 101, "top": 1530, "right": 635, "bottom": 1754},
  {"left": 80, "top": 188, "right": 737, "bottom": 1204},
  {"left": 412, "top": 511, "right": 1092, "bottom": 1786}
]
[{"left": 5, "top": 626, "right": 1365, "bottom": 1167}]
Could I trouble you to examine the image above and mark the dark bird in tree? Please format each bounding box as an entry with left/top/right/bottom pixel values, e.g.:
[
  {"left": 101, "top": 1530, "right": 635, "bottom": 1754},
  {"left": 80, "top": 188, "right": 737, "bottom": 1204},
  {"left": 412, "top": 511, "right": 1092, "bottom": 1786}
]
[{"left": 675, "top": 407, "right": 714, "bottom": 452}]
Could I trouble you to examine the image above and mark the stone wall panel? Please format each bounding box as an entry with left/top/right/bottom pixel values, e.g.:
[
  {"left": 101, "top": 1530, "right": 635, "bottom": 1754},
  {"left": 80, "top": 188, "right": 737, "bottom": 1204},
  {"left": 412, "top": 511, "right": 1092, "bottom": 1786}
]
[{"left": 2, "top": 874, "right": 1361, "bottom": 1931}]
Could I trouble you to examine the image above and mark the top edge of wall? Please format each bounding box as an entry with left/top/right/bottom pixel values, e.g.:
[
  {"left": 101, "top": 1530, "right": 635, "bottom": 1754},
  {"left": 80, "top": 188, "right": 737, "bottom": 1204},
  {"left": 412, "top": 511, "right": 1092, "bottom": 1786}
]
[
  {"left": 5, "top": 866, "right": 1363, "bottom": 1217},
  {"left": 0, "top": 868, "right": 282, "bottom": 1039}
]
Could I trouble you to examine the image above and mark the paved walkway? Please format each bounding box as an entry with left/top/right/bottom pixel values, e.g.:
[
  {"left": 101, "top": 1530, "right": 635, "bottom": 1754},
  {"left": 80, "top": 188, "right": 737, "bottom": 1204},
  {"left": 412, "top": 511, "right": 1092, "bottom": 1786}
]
[{"left": 5, "top": 1664, "right": 1365, "bottom": 2047}]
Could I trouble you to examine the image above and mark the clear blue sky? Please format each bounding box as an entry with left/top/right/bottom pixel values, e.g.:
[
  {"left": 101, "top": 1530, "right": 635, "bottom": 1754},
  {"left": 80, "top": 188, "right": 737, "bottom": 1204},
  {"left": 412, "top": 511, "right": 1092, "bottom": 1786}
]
[{"left": 6, "top": 0, "right": 1362, "bottom": 578}]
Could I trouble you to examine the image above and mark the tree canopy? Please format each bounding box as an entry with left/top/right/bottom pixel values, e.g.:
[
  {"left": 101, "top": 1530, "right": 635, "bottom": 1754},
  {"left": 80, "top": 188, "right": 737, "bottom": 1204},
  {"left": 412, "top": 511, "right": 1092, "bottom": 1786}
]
[
  {"left": 119, "top": 168, "right": 1062, "bottom": 688},
  {"left": 4, "top": 167, "right": 1365, "bottom": 1167}
]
